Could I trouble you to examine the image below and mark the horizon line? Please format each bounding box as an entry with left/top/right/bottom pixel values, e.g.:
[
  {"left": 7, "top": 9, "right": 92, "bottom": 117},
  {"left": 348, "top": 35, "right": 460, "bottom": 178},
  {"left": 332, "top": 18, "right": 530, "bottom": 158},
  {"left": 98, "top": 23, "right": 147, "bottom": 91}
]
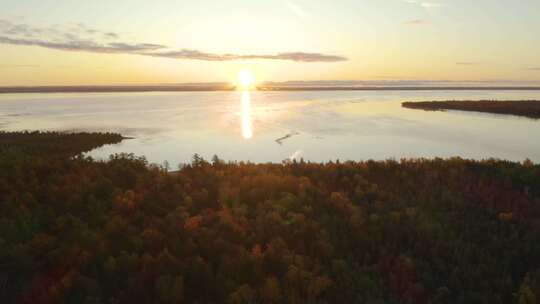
[{"left": 2, "top": 84, "right": 540, "bottom": 94}]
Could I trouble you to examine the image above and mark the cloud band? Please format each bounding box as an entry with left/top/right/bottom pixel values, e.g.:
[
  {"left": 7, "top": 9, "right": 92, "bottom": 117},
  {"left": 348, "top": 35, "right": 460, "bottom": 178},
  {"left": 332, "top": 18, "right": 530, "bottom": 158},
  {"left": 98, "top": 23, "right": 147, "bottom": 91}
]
[{"left": 0, "top": 19, "right": 347, "bottom": 63}]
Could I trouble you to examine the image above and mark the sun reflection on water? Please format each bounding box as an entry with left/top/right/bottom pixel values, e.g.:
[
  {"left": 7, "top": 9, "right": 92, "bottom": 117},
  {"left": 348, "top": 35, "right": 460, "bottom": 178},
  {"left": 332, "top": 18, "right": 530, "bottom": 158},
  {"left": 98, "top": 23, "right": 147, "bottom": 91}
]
[{"left": 241, "top": 91, "right": 253, "bottom": 139}]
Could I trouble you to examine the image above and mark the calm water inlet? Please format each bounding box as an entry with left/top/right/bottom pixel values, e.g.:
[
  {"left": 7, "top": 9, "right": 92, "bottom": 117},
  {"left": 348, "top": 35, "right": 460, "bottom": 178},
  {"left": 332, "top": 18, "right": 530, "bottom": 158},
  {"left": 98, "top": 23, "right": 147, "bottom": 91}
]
[{"left": 1, "top": 90, "right": 539, "bottom": 167}]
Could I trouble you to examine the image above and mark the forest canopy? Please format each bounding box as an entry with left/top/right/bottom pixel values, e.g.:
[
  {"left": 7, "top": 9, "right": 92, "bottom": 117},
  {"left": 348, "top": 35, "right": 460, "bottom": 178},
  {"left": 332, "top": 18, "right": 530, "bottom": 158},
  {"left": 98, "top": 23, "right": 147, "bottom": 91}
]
[{"left": 1, "top": 131, "right": 539, "bottom": 304}]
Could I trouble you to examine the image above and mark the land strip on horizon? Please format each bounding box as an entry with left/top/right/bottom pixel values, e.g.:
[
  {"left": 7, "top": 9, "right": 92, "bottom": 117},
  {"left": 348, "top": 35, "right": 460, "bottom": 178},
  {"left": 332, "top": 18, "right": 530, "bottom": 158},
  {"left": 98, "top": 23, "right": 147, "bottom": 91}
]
[{"left": 2, "top": 85, "right": 540, "bottom": 94}]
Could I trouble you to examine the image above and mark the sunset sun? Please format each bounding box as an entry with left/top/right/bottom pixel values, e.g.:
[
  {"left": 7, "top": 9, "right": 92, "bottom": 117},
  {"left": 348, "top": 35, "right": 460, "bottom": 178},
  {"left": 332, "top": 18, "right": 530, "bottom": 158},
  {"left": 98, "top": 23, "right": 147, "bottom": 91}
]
[{"left": 237, "top": 69, "right": 255, "bottom": 89}]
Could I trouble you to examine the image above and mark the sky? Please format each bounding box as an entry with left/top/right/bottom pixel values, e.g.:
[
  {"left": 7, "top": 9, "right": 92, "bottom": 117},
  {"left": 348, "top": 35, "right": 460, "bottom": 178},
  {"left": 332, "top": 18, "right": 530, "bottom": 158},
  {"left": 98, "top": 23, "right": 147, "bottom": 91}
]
[{"left": 0, "top": 0, "right": 539, "bottom": 86}]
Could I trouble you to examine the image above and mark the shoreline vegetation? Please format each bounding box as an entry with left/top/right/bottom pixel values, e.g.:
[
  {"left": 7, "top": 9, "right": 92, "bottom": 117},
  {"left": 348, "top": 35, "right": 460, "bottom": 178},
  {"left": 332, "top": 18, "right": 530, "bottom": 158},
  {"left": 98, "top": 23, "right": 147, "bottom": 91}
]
[
  {"left": 403, "top": 100, "right": 540, "bottom": 119},
  {"left": 1, "top": 131, "right": 540, "bottom": 303},
  {"left": 0, "top": 131, "right": 125, "bottom": 157},
  {"left": 2, "top": 85, "right": 540, "bottom": 94}
]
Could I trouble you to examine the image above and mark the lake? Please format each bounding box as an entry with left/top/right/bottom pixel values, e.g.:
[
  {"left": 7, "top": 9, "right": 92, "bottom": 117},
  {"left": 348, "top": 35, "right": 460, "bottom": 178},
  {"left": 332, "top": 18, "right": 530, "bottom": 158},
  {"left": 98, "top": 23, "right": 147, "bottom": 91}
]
[{"left": 1, "top": 90, "right": 539, "bottom": 167}]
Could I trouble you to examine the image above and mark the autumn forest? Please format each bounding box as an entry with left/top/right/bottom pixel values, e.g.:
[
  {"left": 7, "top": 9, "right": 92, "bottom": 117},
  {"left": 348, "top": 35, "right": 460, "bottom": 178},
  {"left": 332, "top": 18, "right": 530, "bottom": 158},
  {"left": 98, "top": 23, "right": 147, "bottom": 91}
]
[{"left": 0, "top": 131, "right": 539, "bottom": 303}]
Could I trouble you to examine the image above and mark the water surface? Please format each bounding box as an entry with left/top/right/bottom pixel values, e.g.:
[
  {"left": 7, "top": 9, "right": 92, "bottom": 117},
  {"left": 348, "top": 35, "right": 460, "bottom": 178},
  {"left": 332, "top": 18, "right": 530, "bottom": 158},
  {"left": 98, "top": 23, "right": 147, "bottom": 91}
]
[{"left": 1, "top": 90, "right": 539, "bottom": 167}]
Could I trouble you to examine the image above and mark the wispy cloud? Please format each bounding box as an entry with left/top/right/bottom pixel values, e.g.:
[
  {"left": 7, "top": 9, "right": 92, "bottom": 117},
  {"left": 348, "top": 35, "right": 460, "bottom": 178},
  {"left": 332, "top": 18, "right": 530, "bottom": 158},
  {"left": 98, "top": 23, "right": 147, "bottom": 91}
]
[
  {"left": 286, "top": 1, "right": 306, "bottom": 18},
  {"left": 456, "top": 62, "right": 477, "bottom": 66},
  {"left": 0, "top": 19, "right": 346, "bottom": 63},
  {"left": 403, "top": 0, "right": 444, "bottom": 8},
  {"left": 144, "top": 50, "right": 346, "bottom": 62},
  {"left": 526, "top": 67, "right": 540, "bottom": 71},
  {"left": 403, "top": 19, "right": 426, "bottom": 25},
  {"left": 103, "top": 32, "right": 119, "bottom": 39},
  {"left": 0, "top": 36, "right": 165, "bottom": 53},
  {"left": 0, "top": 19, "right": 122, "bottom": 41},
  {"left": 0, "top": 64, "right": 39, "bottom": 68}
]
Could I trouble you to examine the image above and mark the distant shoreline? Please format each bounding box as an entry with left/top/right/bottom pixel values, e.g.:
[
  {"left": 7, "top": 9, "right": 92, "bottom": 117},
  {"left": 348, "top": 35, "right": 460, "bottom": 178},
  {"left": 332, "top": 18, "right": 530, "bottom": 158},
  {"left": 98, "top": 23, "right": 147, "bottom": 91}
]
[
  {"left": 2, "top": 85, "right": 540, "bottom": 94},
  {"left": 403, "top": 100, "right": 540, "bottom": 119}
]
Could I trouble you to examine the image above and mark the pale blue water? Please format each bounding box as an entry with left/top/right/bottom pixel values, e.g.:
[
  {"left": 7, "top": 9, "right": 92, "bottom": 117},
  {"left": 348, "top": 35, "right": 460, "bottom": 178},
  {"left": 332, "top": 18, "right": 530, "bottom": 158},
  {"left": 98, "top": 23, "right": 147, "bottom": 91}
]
[{"left": 1, "top": 90, "right": 539, "bottom": 168}]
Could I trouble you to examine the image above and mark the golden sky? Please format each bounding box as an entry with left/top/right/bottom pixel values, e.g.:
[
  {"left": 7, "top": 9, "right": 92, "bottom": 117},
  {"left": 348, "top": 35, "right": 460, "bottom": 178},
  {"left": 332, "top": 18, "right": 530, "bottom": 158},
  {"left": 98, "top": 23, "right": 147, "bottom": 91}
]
[{"left": 1, "top": 0, "right": 539, "bottom": 86}]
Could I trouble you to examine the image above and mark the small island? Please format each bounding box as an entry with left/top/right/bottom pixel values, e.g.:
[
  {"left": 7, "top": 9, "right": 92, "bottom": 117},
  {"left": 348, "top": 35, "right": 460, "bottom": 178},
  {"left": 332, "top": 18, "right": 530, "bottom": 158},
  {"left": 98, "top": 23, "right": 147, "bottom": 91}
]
[{"left": 402, "top": 100, "right": 540, "bottom": 119}]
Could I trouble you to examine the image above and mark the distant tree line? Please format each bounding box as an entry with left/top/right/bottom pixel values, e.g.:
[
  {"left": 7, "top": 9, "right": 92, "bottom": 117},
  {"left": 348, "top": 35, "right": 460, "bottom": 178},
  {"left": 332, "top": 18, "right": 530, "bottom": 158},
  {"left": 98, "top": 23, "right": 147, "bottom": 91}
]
[{"left": 402, "top": 100, "right": 540, "bottom": 119}]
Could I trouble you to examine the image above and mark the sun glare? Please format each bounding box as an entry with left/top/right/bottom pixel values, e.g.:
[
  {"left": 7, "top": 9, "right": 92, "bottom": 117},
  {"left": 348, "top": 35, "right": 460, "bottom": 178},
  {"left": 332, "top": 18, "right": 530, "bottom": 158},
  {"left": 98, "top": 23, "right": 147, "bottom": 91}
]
[
  {"left": 241, "top": 91, "right": 253, "bottom": 139},
  {"left": 238, "top": 69, "right": 255, "bottom": 89}
]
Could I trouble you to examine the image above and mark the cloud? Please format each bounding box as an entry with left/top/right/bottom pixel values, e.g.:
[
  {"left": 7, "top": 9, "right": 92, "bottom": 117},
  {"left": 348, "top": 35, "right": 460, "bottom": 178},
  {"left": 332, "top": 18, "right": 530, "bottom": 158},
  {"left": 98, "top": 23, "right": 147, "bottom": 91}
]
[
  {"left": 403, "top": 0, "right": 444, "bottom": 8},
  {"left": 273, "top": 52, "right": 346, "bottom": 62},
  {"left": 456, "top": 62, "right": 477, "bottom": 66},
  {"left": 103, "top": 32, "right": 119, "bottom": 39},
  {"left": 0, "top": 64, "right": 39, "bottom": 68},
  {"left": 527, "top": 67, "right": 540, "bottom": 71},
  {"left": 420, "top": 2, "right": 443, "bottom": 8},
  {"left": 146, "top": 50, "right": 346, "bottom": 62},
  {"left": 286, "top": 2, "right": 306, "bottom": 18},
  {"left": 0, "top": 36, "right": 164, "bottom": 53},
  {"left": 0, "top": 19, "right": 346, "bottom": 63},
  {"left": 403, "top": 19, "right": 426, "bottom": 25},
  {"left": 0, "top": 19, "right": 117, "bottom": 40}
]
